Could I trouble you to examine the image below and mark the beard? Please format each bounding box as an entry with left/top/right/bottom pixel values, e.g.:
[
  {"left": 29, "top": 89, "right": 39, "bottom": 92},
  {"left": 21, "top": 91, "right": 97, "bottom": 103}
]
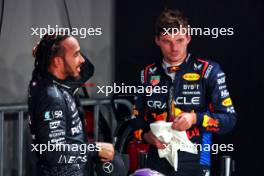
[{"left": 63, "top": 58, "right": 81, "bottom": 80}]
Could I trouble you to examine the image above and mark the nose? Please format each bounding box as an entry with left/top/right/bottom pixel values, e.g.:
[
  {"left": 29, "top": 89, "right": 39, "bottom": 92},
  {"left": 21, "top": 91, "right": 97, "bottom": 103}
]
[
  {"left": 80, "top": 55, "right": 85, "bottom": 64},
  {"left": 171, "top": 42, "right": 178, "bottom": 51}
]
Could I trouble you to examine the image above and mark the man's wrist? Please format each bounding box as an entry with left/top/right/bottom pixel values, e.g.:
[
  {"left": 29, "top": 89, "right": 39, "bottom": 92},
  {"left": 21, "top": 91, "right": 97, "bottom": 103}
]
[{"left": 192, "top": 112, "right": 197, "bottom": 124}]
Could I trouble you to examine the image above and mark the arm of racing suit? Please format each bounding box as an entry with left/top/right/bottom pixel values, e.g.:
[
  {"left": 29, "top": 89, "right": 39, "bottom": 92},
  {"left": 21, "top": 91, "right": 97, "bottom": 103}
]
[
  {"left": 36, "top": 95, "right": 98, "bottom": 165},
  {"left": 129, "top": 69, "right": 152, "bottom": 140},
  {"left": 196, "top": 63, "right": 237, "bottom": 134}
]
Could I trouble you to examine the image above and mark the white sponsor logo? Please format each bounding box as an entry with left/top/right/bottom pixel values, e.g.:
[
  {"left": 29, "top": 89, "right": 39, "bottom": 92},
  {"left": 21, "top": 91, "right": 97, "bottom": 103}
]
[
  {"left": 58, "top": 155, "right": 88, "bottom": 164},
  {"left": 194, "top": 63, "right": 203, "bottom": 71},
  {"left": 72, "top": 111, "right": 78, "bottom": 118},
  {"left": 175, "top": 97, "right": 200, "bottom": 105},
  {"left": 49, "top": 121, "right": 60, "bottom": 129},
  {"left": 147, "top": 101, "right": 166, "bottom": 109},
  {"left": 204, "top": 65, "right": 213, "bottom": 79},
  {"left": 219, "top": 85, "right": 227, "bottom": 90},
  {"left": 54, "top": 110, "right": 63, "bottom": 118},
  {"left": 49, "top": 131, "right": 65, "bottom": 138},
  {"left": 51, "top": 137, "right": 65, "bottom": 144},
  {"left": 70, "top": 102, "right": 76, "bottom": 112},
  {"left": 71, "top": 122, "right": 83, "bottom": 135},
  {"left": 103, "top": 162, "right": 114, "bottom": 173},
  {"left": 183, "top": 84, "right": 200, "bottom": 90},
  {"left": 217, "top": 77, "right": 226, "bottom": 85},
  {"left": 227, "top": 106, "right": 235, "bottom": 113},
  {"left": 182, "top": 91, "right": 201, "bottom": 95},
  {"left": 140, "top": 70, "right": 144, "bottom": 84},
  {"left": 149, "top": 67, "right": 157, "bottom": 74},
  {"left": 217, "top": 72, "right": 225, "bottom": 77},
  {"left": 221, "top": 90, "right": 229, "bottom": 98}
]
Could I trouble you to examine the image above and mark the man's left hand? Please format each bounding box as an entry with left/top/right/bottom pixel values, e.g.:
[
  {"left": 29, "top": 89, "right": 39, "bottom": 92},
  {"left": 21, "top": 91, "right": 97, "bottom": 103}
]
[{"left": 171, "top": 112, "right": 197, "bottom": 131}]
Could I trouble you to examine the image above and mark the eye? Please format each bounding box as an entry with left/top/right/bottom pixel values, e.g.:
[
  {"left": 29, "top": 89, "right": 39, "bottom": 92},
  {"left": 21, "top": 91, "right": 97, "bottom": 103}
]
[
  {"left": 176, "top": 39, "right": 184, "bottom": 43},
  {"left": 74, "top": 51, "right": 80, "bottom": 57}
]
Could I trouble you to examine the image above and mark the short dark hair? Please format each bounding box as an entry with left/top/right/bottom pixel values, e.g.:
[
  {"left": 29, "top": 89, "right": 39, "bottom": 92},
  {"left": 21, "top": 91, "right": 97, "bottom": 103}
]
[
  {"left": 32, "top": 34, "right": 70, "bottom": 79},
  {"left": 155, "top": 9, "right": 189, "bottom": 36}
]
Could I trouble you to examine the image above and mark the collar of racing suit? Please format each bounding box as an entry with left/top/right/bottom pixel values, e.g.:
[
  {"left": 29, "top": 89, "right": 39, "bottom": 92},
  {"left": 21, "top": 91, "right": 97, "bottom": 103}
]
[
  {"left": 162, "top": 53, "right": 191, "bottom": 70},
  {"left": 157, "top": 53, "right": 192, "bottom": 79},
  {"left": 45, "top": 72, "right": 79, "bottom": 95}
]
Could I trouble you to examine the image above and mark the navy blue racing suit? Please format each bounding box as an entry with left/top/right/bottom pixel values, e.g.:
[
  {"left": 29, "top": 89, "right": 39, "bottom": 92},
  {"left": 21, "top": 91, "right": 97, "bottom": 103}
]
[
  {"left": 28, "top": 55, "right": 97, "bottom": 176},
  {"left": 131, "top": 54, "right": 237, "bottom": 176}
]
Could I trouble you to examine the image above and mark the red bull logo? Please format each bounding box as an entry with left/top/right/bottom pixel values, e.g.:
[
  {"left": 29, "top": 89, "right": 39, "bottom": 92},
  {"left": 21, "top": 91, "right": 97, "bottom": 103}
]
[
  {"left": 167, "top": 66, "right": 180, "bottom": 73},
  {"left": 202, "top": 115, "right": 219, "bottom": 128}
]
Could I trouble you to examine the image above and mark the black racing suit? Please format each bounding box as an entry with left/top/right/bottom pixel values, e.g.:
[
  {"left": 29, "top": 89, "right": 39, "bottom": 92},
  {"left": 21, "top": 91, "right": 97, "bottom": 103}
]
[
  {"left": 132, "top": 54, "right": 237, "bottom": 176},
  {"left": 28, "top": 55, "right": 96, "bottom": 176}
]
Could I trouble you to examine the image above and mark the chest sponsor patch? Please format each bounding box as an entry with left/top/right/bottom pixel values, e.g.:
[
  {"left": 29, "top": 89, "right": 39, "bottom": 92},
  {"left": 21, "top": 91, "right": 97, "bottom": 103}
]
[
  {"left": 182, "top": 73, "right": 200, "bottom": 81},
  {"left": 147, "top": 100, "right": 166, "bottom": 109},
  {"left": 222, "top": 98, "right": 233, "bottom": 107},
  {"left": 49, "top": 121, "right": 60, "bottom": 129},
  {"left": 44, "top": 111, "right": 52, "bottom": 121},
  {"left": 150, "top": 76, "right": 160, "bottom": 86}
]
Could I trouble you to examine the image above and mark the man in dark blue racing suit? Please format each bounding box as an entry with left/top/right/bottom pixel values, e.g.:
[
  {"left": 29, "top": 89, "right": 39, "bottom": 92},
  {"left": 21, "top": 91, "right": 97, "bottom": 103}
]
[
  {"left": 131, "top": 9, "right": 237, "bottom": 176},
  {"left": 28, "top": 34, "right": 115, "bottom": 176}
]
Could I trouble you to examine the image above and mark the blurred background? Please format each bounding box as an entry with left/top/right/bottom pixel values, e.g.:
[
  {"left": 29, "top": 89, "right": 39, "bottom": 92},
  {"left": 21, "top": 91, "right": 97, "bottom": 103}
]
[{"left": 0, "top": 0, "right": 263, "bottom": 175}]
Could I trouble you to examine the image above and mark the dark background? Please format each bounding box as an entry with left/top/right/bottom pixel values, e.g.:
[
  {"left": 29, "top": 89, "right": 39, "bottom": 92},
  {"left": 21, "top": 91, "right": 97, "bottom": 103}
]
[{"left": 115, "top": 0, "right": 263, "bottom": 175}]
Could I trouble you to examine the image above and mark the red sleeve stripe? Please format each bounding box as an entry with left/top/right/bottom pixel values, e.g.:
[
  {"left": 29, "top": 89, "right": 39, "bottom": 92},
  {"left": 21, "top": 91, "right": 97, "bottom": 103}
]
[
  {"left": 197, "top": 59, "right": 209, "bottom": 77},
  {"left": 144, "top": 63, "right": 155, "bottom": 83}
]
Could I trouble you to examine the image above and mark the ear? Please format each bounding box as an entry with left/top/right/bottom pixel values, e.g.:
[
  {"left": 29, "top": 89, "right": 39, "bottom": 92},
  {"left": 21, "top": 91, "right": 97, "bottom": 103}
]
[
  {"left": 186, "top": 35, "right": 191, "bottom": 44},
  {"left": 52, "top": 56, "right": 64, "bottom": 68}
]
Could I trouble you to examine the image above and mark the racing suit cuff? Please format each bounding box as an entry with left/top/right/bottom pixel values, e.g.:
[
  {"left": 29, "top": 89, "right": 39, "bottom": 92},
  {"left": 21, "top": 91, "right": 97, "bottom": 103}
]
[{"left": 195, "top": 112, "right": 204, "bottom": 126}]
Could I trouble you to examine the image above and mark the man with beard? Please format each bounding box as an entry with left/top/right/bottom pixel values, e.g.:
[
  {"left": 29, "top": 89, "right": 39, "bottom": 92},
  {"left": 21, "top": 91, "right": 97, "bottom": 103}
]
[{"left": 28, "top": 34, "right": 114, "bottom": 176}]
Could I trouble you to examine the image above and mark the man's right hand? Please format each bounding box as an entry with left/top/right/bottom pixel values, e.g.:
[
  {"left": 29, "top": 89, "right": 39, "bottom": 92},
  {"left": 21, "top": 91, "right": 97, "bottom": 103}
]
[
  {"left": 96, "top": 142, "right": 115, "bottom": 162},
  {"left": 143, "top": 131, "right": 167, "bottom": 149}
]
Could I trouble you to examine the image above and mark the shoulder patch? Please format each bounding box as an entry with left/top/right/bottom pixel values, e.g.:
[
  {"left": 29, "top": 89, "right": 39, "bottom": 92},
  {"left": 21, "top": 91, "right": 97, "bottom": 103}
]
[
  {"left": 149, "top": 67, "right": 157, "bottom": 74},
  {"left": 194, "top": 63, "right": 203, "bottom": 71}
]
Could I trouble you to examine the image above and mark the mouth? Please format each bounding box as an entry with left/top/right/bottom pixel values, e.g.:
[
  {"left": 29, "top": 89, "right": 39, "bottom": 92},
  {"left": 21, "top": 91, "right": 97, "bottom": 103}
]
[
  {"left": 170, "top": 52, "right": 179, "bottom": 56},
  {"left": 76, "top": 65, "right": 81, "bottom": 73}
]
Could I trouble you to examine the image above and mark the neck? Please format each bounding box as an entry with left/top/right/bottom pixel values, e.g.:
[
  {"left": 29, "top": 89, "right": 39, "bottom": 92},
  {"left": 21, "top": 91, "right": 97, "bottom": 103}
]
[{"left": 166, "top": 52, "right": 188, "bottom": 65}]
